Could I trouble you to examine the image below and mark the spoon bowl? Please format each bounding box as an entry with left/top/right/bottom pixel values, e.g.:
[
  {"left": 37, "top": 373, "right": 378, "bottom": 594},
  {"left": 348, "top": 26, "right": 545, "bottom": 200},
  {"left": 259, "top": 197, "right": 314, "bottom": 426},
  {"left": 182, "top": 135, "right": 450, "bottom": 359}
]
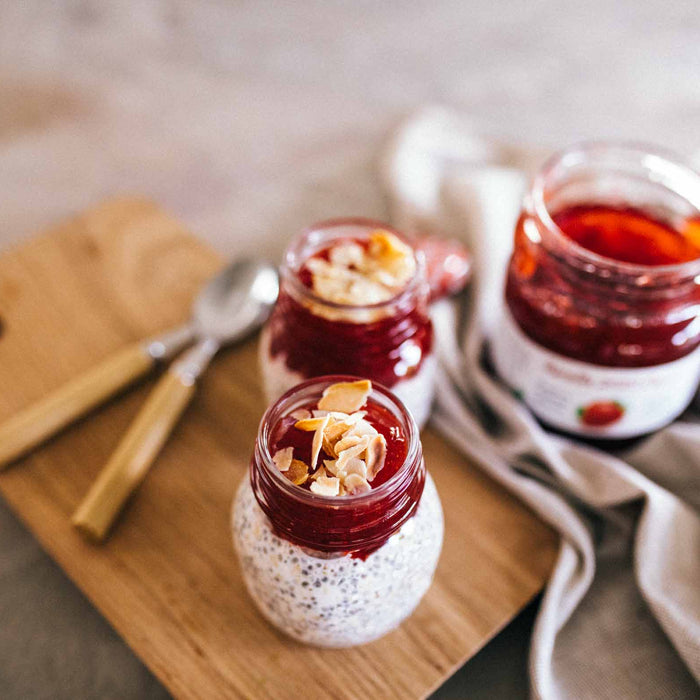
[{"left": 193, "top": 259, "right": 279, "bottom": 344}]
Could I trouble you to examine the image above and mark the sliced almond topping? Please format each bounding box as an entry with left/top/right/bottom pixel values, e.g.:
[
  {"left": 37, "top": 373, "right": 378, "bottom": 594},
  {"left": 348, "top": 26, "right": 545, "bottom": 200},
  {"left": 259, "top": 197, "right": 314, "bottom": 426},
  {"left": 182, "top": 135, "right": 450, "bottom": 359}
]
[
  {"left": 329, "top": 241, "right": 365, "bottom": 267},
  {"left": 329, "top": 411, "right": 353, "bottom": 420},
  {"left": 341, "top": 457, "right": 367, "bottom": 479},
  {"left": 344, "top": 419, "right": 378, "bottom": 439},
  {"left": 272, "top": 446, "right": 294, "bottom": 472},
  {"left": 309, "top": 465, "right": 326, "bottom": 481},
  {"left": 310, "top": 473, "right": 341, "bottom": 496},
  {"left": 366, "top": 434, "right": 387, "bottom": 481},
  {"left": 336, "top": 441, "right": 370, "bottom": 471},
  {"left": 310, "top": 414, "right": 330, "bottom": 469},
  {"left": 285, "top": 459, "right": 309, "bottom": 486},
  {"left": 343, "top": 411, "right": 366, "bottom": 425},
  {"left": 294, "top": 416, "right": 327, "bottom": 432},
  {"left": 366, "top": 231, "right": 416, "bottom": 288},
  {"left": 368, "top": 229, "right": 414, "bottom": 261},
  {"left": 324, "top": 419, "right": 350, "bottom": 444},
  {"left": 279, "top": 378, "right": 395, "bottom": 497},
  {"left": 322, "top": 432, "right": 337, "bottom": 458},
  {"left": 318, "top": 380, "right": 372, "bottom": 413},
  {"left": 344, "top": 473, "right": 371, "bottom": 495},
  {"left": 347, "top": 276, "right": 393, "bottom": 305},
  {"left": 305, "top": 230, "right": 416, "bottom": 309},
  {"left": 334, "top": 433, "right": 369, "bottom": 454},
  {"left": 323, "top": 459, "right": 340, "bottom": 477}
]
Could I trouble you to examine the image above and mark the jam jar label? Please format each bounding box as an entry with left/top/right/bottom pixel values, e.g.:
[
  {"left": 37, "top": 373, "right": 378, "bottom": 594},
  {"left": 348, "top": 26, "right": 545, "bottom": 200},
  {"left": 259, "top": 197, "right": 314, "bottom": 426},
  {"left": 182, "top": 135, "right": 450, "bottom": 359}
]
[{"left": 490, "top": 309, "right": 700, "bottom": 438}]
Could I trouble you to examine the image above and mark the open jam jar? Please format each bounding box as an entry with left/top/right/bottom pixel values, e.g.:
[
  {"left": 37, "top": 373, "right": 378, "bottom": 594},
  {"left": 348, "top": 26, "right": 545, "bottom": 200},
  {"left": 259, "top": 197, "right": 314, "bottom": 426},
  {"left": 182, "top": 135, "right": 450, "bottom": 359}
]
[
  {"left": 232, "top": 376, "right": 443, "bottom": 647},
  {"left": 491, "top": 143, "right": 700, "bottom": 439},
  {"left": 259, "top": 218, "right": 436, "bottom": 428}
]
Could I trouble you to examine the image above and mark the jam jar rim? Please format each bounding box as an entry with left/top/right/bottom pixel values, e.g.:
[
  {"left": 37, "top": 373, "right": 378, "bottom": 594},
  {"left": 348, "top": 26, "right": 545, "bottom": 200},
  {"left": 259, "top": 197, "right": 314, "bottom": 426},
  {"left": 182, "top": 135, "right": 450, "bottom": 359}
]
[
  {"left": 280, "top": 216, "right": 428, "bottom": 312},
  {"left": 530, "top": 141, "right": 700, "bottom": 283},
  {"left": 254, "top": 374, "right": 422, "bottom": 506}
]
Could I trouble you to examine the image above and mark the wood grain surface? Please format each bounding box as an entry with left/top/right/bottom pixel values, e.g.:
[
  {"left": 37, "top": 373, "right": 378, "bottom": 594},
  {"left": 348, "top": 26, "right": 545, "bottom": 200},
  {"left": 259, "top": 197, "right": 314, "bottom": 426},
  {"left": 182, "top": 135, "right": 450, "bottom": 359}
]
[{"left": 0, "top": 199, "right": 558, "bottom": 700}]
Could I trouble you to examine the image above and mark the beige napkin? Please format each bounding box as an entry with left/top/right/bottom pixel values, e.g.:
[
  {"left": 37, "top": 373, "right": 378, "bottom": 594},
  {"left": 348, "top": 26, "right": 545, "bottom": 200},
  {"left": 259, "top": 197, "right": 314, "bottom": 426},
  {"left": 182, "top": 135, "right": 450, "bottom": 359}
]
[{"left": 380, "top": 107, "right": 700, "bottom": 700}]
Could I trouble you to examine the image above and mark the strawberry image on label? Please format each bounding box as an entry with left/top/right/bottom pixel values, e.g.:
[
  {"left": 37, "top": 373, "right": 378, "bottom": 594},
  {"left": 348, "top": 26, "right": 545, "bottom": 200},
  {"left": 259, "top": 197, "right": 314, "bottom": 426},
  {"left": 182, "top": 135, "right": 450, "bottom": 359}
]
[{"left": 577, "top": 401, "right": 625, "bottom": 427}]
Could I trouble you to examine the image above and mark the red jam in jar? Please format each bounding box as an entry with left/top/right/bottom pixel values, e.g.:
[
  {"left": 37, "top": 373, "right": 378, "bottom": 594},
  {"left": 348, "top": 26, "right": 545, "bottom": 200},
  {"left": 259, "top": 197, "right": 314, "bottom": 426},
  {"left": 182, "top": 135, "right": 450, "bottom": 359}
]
[
  {"left": 250, "top": 377, "right": 426, "bottom": 557},
  {"left": 260, "top": 218, "right": 436, "bottom": 427},
  {"left": 492, "top": 143, "right": 700, "bottom": 439}
]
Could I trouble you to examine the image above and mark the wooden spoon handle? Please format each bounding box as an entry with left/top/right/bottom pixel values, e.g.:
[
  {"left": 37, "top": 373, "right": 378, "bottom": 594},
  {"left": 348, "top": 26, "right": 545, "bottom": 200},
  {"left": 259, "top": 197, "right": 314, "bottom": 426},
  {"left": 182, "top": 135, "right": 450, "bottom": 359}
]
[
  {"left": 72, "top": 368, "right": 196, "bottom": 542},
  {"left": 0, "top": 343, "right": 155, "bottom": 469}
]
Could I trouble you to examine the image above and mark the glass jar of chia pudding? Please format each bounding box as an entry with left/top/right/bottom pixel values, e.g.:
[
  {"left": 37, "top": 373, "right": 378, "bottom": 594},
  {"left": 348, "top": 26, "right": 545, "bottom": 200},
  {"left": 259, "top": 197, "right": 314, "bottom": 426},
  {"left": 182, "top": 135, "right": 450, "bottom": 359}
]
[
  {"left": 232, "top": 375, "right": 443, "bottom": 647},
  {"left": 259, "top": 218, "right": 436, "bottom": 428}
]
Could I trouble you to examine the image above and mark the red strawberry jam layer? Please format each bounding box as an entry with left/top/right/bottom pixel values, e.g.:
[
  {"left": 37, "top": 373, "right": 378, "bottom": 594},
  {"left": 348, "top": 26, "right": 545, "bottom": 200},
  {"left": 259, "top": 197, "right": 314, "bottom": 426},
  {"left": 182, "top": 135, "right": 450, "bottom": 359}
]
[
  {"left": 251, "top": 378, "right": 425, "bottom": 558},
  {"left": 506, "top": 203, "right": 700, "bottom": 367},
  {"left": 552, "top": 204, "right": 700, "bottom": 265}
]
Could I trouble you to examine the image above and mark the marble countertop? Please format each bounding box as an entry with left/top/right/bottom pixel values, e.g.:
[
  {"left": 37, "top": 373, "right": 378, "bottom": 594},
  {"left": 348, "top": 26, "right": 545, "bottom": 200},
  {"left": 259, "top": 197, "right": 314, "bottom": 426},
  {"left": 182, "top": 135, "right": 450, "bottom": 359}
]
[{"left": 1, "top": 1, "right": 699, "bottom": 697}]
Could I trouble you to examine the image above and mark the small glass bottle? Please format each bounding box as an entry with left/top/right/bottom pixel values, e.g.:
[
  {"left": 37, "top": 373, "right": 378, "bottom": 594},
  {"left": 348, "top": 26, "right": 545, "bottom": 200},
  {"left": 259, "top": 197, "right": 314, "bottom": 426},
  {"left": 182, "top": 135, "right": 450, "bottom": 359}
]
[
  {"left": 492, "top": 142, "right": 700, "bottom": 439},
  {"left": 259, "top": 218, "right": 436, "bottom": 428},
  {"left": 232, "top": 375, "right": 443, "bottom": 647}
]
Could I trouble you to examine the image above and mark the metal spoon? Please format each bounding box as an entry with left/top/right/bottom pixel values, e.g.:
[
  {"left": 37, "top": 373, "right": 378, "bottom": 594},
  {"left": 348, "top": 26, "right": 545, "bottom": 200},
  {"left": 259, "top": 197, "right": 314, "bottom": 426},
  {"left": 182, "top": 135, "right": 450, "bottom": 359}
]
[{"left": 72, "top": 259, "right": 279, "bottom": 541}]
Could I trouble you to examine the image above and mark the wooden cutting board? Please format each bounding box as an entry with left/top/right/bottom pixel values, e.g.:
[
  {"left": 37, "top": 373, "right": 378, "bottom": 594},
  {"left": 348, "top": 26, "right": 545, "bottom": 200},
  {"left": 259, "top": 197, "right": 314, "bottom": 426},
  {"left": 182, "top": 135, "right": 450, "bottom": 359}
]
[{"left": 0, "top": 199, "right": 557, "bottom": 700}]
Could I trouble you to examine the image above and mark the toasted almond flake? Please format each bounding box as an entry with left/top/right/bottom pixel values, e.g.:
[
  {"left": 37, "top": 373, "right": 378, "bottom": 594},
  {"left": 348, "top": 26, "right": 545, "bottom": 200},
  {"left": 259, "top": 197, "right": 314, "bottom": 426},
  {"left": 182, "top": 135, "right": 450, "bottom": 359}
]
[
  {"left": 322, "top": 432, "right": 337, "bottom": 458},
  {"left": 335, "top": 433, "right": 370, "bottom": 454},
  {"left": 366, "top": 434, "right": 387, "bottom": 481},
  {"left": 344, "top": 473, "right": 371, "bottom": 495},
  {"left": 368, "top": 229, "right": 414, "bottom": 261},
  {"left": 312, "top": 409, "right": 329, "bottom": 417},
  {"left": 333, "top": 434, "right": 362, "bottom": 453},
  {"left": 312, "top": 267, "right": 377, "bottom": 306},
  {"left": 285, "top": 459, "right": 309, "bottom": 485},
  {"left": 344, "top": 419, "right": 378, "bottom": 438},
  {"left": 290, "top": 408, "right": 312, "bottom": 420},
  {"left": 305, "top": 257, "right": 334, "bottom": 276},
  {"left": 366, "top": 230, "right": 416, "bottom": 289},
  {"left": 344, "top": 411, "right": 366, "bottom": 424},
  {"left": 272, "top": 446, "right": 294, "bottom": 472},
  {"left": 341, "top": 457, "right": 367, "bottom": 479},
  {"left": 336, "top": 442, "right": 370, "bottom": 471},
  {"left": 294, "top": 416, "right": 327, "bottom": 432},
  {"left": 310, "top": 414, "right": 330, "bottom": 469},
  {"left": 323, "top": 459, "right": 340, "bottom": 477},
  {"left": 310, "top": 474, "right": 341, "bottom": 496},
  {"left": 329, "top": 241, "right": 365, "bottom": 267},
  {"left": 324, "top": 419, "right": 350, "bottom": 444},
  {"left": 309, "top": 465, "right": 326, "bottom": 481},
  {"left": 347, "top": 277, "right": 392, "bottom": 304},
  {"left": 318, "top": 380, "right": 372, "bottom": 413},
  {"left": 329, "top": 411, "right": 353, "bottom": 420}
]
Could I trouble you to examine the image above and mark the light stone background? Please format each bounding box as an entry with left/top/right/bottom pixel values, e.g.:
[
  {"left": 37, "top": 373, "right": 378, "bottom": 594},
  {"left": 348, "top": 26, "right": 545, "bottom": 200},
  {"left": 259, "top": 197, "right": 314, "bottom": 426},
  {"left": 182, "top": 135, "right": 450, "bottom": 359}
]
[{"left": 1, "top": 1, "right": 699, "bottom": 698}]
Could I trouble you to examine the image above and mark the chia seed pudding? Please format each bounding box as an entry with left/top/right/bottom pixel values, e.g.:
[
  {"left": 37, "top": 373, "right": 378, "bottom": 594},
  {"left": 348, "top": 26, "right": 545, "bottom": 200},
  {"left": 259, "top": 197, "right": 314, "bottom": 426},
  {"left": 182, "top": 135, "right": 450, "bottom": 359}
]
[
  {"left": 259, "top": 219, "right": 437, "bottom": 428},
  {"left": 232, "top": 376, "right": 444, "bottom": 647}
]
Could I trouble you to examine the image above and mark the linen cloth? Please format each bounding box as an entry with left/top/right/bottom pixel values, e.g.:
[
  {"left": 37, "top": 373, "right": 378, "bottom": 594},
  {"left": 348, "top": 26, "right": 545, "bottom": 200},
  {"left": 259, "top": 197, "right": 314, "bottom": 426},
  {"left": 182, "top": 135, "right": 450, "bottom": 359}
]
[{"left": 380, "top": 107, "right": 700, "bottom": 700}]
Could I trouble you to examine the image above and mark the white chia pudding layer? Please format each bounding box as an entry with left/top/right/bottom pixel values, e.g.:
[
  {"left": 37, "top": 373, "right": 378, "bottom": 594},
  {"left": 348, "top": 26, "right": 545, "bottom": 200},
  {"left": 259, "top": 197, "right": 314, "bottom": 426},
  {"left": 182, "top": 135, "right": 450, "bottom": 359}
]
[
  {"left": 258, "top": 327, "right": 437, "bottom": 429},
  {"left": 232, "top": 472, "right": 443, "bottom": 647}
]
